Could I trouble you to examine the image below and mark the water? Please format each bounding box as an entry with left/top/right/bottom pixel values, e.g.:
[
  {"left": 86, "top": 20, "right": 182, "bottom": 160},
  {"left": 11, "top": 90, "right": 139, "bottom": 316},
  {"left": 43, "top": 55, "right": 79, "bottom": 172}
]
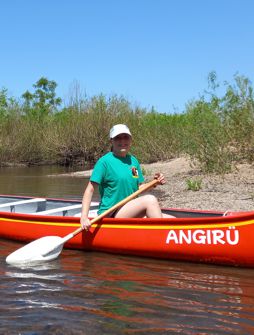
[
  {"left": 1, "top": 166, "right": 254, "bottom": 334},
  {"left": 0, "top": 165, "right": 89, "bottom": 200}
]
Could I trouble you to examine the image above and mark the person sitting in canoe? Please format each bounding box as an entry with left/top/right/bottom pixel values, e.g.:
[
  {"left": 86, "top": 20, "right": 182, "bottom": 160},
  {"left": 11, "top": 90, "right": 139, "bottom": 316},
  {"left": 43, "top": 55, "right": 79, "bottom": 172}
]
[{"left": 80, "top": 124, "right": 174, "bottom": 231}]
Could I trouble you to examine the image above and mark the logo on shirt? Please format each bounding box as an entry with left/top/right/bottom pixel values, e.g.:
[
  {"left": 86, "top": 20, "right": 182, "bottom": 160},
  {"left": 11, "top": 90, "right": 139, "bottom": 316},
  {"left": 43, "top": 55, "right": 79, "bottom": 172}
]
[{"left": 131, "top": 167, "right": 139, "bottom": 178}]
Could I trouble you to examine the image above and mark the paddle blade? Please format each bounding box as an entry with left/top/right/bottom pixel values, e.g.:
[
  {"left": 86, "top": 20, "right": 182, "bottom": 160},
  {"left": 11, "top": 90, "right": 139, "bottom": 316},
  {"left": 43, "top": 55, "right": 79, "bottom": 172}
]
[{"left": 6, "top": 236, "right": 64, "bottom": 265}]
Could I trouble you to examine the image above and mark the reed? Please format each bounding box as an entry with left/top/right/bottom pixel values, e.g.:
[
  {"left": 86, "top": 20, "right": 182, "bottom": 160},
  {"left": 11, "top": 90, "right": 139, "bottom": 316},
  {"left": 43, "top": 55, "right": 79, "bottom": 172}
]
[{"left": 0, "top": 73, "right": 253, "bottom": 173}]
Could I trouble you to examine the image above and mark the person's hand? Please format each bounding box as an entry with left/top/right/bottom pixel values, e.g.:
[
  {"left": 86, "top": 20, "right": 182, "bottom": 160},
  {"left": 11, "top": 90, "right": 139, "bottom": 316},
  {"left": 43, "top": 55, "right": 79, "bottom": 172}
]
[
  {"left": 154, "top": 172, "right": 166, "bottom": 185},
  {"left": 80, "top": 216, "right": 92, "bottom": 231}
]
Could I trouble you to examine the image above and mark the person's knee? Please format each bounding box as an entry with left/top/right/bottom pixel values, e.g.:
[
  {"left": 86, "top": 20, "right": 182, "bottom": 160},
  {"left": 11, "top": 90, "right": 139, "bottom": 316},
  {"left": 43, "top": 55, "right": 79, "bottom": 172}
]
[{"left": 143, "top": 194, "right": 159, "bottom": 206}]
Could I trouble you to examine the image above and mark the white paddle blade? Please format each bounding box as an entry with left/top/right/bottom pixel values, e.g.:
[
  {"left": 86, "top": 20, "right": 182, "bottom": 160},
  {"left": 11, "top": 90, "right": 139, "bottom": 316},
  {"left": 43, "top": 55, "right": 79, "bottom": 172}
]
[{"left": 6, "top": 236, "right": 64, "bottom": 265}]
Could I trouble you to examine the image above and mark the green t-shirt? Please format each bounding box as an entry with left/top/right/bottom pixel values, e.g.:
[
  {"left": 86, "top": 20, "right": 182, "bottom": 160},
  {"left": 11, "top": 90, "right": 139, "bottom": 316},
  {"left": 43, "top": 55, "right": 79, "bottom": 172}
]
[{"left": 90, "top": 152, "right": 145, "bottom": 214}]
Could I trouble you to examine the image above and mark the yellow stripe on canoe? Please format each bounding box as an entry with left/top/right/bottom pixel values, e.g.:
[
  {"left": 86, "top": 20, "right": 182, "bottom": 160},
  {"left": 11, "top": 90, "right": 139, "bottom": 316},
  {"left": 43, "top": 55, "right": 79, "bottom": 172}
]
[{"left": 1, "top": 216, "right": 254, "bottom": 230}]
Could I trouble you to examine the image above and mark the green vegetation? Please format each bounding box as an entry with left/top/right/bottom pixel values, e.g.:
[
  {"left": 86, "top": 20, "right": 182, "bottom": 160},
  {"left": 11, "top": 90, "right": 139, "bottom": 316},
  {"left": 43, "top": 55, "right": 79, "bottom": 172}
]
[
  {"left": 0, "top": 72, "right": 254, "bottom": 173},
  {"left": 186, "top": 178, "right": 202, "bottom": 191}
]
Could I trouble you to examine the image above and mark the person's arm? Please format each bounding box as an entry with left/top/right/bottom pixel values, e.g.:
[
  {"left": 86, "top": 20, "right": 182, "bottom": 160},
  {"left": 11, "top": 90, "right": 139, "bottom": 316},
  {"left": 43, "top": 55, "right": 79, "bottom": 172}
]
[{"left": 80, "top": 181, "right": 96, "bottom": 231}]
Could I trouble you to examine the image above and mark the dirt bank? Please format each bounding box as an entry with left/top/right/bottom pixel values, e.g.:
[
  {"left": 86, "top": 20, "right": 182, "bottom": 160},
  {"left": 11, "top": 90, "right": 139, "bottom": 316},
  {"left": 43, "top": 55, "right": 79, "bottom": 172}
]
[
  {"left": 142, "top": 157, "right": 254, "bottom": 212},
  {"left": 67, "top": 157, "right": 254, "bottom": 212}
]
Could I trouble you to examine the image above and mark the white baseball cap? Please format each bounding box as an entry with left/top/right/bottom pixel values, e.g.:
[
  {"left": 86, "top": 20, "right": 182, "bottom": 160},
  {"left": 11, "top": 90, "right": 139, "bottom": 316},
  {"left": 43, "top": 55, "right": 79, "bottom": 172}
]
[{"left": 109, "top": 124, "right": 132, "bottom": 139}]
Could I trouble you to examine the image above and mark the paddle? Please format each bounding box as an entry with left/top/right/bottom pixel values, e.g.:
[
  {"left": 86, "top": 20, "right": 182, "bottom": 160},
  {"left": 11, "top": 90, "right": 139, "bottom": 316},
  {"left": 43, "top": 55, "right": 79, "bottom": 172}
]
[{"left": 6, "top": 179, "right": 159, "bottom": 265}]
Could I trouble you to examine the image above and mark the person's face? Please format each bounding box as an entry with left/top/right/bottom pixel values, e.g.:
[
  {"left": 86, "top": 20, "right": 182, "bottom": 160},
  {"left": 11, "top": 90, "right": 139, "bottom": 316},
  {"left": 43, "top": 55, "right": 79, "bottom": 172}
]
[{"left": 111, "top": 133, "right": 132, "bottom": 156}]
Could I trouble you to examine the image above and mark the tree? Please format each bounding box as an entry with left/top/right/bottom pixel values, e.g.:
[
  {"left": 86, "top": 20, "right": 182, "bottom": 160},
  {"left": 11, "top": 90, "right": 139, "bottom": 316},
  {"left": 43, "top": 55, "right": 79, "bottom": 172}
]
[{"left": 22, "top": 77, "right": 62, "bottom": 117}]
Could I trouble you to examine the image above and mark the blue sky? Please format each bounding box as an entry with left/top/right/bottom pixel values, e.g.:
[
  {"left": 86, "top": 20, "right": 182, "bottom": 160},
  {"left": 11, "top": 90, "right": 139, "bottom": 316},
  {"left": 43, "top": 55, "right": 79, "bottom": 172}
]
[{"left": 1, "top": 0, "right": 254, "bottom": 113}]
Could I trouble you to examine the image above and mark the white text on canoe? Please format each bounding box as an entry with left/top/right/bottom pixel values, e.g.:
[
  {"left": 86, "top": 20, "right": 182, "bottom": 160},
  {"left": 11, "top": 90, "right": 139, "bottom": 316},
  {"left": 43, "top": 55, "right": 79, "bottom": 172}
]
[{"left": 166, "top": 227, "right": 239, "bottom": 245}]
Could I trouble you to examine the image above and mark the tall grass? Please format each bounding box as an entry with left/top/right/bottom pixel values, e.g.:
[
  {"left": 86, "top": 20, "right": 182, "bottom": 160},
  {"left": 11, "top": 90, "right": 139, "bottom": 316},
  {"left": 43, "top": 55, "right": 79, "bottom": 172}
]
[{"left": 0, "top": 73, "right": 254, "bottom": 173}]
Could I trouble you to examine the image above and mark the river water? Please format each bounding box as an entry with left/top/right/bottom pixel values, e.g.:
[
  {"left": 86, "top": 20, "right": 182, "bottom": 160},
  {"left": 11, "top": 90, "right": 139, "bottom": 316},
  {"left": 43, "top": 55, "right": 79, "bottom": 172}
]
[{"left": 1, "top": 166, "right": 254, "bottom": 335}]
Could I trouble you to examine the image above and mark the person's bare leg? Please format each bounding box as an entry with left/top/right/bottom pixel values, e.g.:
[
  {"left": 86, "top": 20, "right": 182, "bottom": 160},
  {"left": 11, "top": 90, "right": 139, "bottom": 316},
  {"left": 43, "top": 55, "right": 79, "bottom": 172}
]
[
  {"left": 162, "top": 213, "right": 175, "bottom": 218},
  {"left": 115, "top": 194, "right": 163, "bottom": 218}
]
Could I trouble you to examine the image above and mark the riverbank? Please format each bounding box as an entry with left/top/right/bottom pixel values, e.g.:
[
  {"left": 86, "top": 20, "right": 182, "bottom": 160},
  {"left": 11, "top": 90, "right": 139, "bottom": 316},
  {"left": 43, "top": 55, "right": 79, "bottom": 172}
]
[
  {"left": 67, "top": 157, "right": 254, "bottom": 212},
  {"left": 142, "top": 157, "right": 254, "bottom": 212}
]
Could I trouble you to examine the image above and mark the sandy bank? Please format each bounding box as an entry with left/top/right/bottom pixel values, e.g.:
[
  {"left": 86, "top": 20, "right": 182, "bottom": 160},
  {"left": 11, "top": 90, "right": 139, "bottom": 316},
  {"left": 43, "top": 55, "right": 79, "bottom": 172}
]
[{"left": 58, "top": 157, "right": 254, "bottom": 212}]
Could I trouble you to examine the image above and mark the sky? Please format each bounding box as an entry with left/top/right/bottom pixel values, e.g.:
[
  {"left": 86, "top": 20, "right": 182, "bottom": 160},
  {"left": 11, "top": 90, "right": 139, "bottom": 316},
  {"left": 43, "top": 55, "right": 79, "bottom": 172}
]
[{"left": 1, "top": 0, "right": 254, "bottom": 113}]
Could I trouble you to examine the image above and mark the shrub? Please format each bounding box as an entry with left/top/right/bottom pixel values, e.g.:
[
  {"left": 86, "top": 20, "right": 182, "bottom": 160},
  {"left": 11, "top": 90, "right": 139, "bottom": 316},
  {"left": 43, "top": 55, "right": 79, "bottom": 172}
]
[
  {"left": 1, "top": 74, "right": 254, "bottom": 173},
  {"left": 186, "top": 178, "right": 202, "bottom": 191}
]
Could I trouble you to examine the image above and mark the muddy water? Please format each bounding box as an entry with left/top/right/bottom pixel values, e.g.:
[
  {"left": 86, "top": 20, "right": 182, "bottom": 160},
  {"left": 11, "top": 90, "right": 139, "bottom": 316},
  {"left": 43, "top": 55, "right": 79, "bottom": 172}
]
[
  {"left": 0, "top": 165, "right": 90, "bottom": 200},
  {"left": 1, "top": 166, "right": 254, "bottom": 334}
]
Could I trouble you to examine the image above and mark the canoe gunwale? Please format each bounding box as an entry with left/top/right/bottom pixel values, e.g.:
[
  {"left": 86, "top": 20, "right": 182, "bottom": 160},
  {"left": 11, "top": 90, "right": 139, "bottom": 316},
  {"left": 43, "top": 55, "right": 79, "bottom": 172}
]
[{"left": 1, "top": 194, "right": 254, "bottom": 268}]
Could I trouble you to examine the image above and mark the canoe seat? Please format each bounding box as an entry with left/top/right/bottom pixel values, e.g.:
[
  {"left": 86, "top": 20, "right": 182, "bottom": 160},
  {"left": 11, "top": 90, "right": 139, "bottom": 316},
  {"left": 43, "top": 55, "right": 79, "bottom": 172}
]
[
  {"left": 30, "top": 201, "right": 99, "bottom": 217},
  {"left": 0, "top": 198, "right": 47, "bottom": 213},
  {"left": 34, "top": 204, "right": 83, "bottom": 216}
]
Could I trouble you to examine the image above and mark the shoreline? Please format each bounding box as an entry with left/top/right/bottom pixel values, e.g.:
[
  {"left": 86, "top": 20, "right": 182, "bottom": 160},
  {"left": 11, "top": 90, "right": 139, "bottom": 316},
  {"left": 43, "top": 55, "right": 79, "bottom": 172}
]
[
  {"left": 57, "top": 157, "right": 254, "bottom": 212},
  {"left": 142, "top": 157, "right": 254, "bottom": 212}
]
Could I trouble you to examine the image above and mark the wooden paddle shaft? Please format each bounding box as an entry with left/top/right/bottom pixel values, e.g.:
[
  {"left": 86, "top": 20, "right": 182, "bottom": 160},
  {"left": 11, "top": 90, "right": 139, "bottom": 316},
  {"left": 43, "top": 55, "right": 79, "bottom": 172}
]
[{"left": 71, "top": 178, "right": 159, "bottom": 238}]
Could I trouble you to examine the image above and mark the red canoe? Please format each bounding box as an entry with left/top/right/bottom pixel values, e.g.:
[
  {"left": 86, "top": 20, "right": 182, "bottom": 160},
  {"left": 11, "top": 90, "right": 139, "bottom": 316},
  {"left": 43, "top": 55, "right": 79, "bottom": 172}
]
[{"left": 0, "top": 194, "right": 254, "bottom": 267}]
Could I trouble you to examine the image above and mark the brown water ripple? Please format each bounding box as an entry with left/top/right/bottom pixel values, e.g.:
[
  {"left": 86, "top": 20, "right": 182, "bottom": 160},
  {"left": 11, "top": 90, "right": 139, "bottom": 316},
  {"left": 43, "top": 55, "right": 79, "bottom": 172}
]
[{"left": 1, "top": 240, "right": 254, "bottom": 334}]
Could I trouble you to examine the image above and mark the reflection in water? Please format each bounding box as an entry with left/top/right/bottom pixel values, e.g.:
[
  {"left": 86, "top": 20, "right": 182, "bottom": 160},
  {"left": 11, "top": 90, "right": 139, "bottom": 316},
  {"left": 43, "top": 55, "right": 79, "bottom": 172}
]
[{"left": 2, "top": 239, "right": 254, "bottom": 335}]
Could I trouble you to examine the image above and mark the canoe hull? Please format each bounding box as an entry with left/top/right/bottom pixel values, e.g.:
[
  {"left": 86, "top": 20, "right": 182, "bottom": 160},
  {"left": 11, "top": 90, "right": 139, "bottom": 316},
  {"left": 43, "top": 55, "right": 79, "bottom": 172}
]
[{"left": 1, "top": 195, "right": 254, "bottom": 267}]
